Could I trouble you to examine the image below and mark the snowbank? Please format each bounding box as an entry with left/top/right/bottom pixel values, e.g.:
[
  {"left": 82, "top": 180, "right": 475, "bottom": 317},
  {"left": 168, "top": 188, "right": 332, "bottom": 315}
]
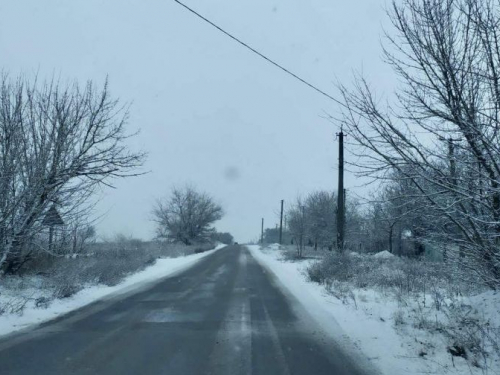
[
  {"left": 373, "top": 250, "right": 394, "bottom": 259},
  {"left": 247, "top": 245, "right": 497, "bottom": 375},
  {"left": 467, "top": 290, "right": 500, "bottom": 327},
  {"left": 264, "top": 243, "right": 281, "bottom": 251},
  {"left": 0, "top": 244, "right": 225, "bottom": 337}
]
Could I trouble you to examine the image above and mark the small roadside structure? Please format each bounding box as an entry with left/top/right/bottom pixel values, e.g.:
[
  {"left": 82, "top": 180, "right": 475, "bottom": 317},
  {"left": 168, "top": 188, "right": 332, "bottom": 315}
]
[{"left": 42, "top": 205, "right": 65, "bottom": 252}]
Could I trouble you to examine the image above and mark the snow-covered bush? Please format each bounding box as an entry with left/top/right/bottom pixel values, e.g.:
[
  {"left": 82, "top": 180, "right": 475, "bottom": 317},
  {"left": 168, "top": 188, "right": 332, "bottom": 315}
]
[
  {"left": 0, "top": 239, "right": 215, "bottom": 315},
  {"left": 307, "top": 253, "right": 354, "bottom": 283},
  {"left": 53, "top": 281, "right": 83, "bottom": 299},
  {"left": 392, "top": 309, "right": 406, "bottom": 326},
  {"left": 0, "top": 296, "right": 30, "bottom": 316},
  {"left": 306, "top": 251, "right": 499, "bottom": 369}
]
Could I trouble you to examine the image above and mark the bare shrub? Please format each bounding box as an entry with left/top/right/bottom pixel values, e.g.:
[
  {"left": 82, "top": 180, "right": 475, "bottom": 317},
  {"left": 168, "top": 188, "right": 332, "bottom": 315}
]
[
  {"left": 0, "top": 296, "right": 31, "bottom": 316},
  {"left": 53, "top": 282, "right": 82, "bottom": 299},
  {"left": 34, "top": 296, "right": 52, "bottom": 309},
  {"left": 20, "top": 239, "right": 202, "bottom": 289},
  {"left": 279, "top": 244, "right": 329, "bottom": 262},
  {"left": 393, "top": 309, "right": 406, "bottom": 326},
  {"left": 444, "top": 303, "right": 499, "bottom": 367},
  {"left": 306, "top": 250, "right": 499, "bottom": 367},
  {"left": 193, "top": 243, "right": 216, "bottom": 254},
  {"left": 0, "top": 238, "right": 216, "bottom": 319},
  {"left": 307, "top": 253, "right": 354, "bottom": 284}
]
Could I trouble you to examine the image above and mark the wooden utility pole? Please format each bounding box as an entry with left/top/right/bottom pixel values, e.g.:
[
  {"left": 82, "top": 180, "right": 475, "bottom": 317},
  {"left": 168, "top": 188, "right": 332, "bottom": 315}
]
[
  {"left": 337, "top": 129, "right": 345, "bottom": 252},
  {"left": 300, "top": 205, "right": 305, "bottom": 257},
  {"left": 448, "top": 137, "right": 457, "bottom": 186},
  {"left": 279, "top": 199, "right": 284, "bottom": 245},
  {"left": 261, "top": 218, "right": 264, "bottom": 245}
]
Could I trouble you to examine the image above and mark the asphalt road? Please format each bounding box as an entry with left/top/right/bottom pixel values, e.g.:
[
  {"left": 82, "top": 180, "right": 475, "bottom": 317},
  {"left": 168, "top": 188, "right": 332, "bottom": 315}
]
[{"left": 0, "top": 245, "right": 374, "bottom": 375}]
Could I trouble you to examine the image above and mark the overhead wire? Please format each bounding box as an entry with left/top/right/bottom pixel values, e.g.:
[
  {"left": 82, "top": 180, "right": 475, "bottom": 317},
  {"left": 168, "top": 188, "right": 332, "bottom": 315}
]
[{"left": 172, "top": 0, "right": 342, "bottom": 105}]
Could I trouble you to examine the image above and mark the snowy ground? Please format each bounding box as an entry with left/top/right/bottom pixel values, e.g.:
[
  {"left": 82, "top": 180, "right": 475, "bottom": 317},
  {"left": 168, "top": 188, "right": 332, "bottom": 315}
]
[
  {"left": 0, "top": 244, "right": 226, "bottom": 338},
  {"left": 247, "top": 244, "right": 500, "bottom": 375}
]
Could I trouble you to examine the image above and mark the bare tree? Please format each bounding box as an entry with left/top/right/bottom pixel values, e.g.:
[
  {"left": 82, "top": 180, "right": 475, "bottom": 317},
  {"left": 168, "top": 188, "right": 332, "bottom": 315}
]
[
  {"left": 286, "top": 197, "right": 307, "bottom": 257},
  {"left": 304, "top": 191, "right": 336, "bottom": 250},
  {"left": 210, "top": 231, "right": 234, "bottom": 245},
  {"left": 152, "top": 186, "right": 223, "bottom": 245},
  {"left": 287, "top": 191, "right": 364, "bottom": 254},
  {"left": 0, "top": 75, "right": 146, "bottom": 274},
  {"left": 337, "top": 0, "right": 500, "bottom": 287}
]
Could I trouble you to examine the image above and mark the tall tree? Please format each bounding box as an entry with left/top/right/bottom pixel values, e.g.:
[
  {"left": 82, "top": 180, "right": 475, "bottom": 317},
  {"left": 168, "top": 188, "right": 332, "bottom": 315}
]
[
  {"left": 0, "top": 75, "right": 145, "bottom": 273},
  {"left": 287, "top": 197, "right": 307, "bottom": 257},
  {"left": 304, "top": 191, "right": 336, "bottom": 250},
  {"left": 337, "top": 0, "right": 500, "bottom": 287},
  {"left": 153, "top": 186, "right": 223, "bottom": 245}
]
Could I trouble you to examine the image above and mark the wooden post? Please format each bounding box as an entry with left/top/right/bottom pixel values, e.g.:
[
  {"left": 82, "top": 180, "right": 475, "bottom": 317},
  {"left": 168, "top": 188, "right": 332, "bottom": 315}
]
[
  {"left": 261, "top": 218, "right": 264, "bottom": 245},
  {"left": 337, "top": 129, "right": 345, "bottom": 252},
  {"left": 49, "top": 226, "right": 54, "bottom": 253},
  {"left": 279, "top": 199, "right": 284, "bottom": 245}
]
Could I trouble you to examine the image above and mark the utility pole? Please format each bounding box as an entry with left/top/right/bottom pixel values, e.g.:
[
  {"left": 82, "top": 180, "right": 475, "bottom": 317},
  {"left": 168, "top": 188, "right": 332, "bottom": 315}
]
[
  {"left": 279, "top": 199, "right": 284, "bottom": 245},
  {"left": 448, "top": 137, "right": 457, "bottom": 187},
  {"left": 337, "top": 128, "right": 345, "bottom": 252},
  {"left": 261, "top": 218, "right": 264, "bottom": 245},
  {"left": 300, "top": 204, "right": 305, "bottom": 257}
]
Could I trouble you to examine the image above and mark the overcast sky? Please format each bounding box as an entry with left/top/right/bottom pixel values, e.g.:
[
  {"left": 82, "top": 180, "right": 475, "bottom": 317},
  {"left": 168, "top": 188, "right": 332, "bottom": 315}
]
[{"left": 0, "top": 0, "right": 395, "bottom": 242}]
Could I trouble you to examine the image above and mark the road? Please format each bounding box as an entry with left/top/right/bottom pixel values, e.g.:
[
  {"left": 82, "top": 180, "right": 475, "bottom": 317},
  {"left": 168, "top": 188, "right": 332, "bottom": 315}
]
[{"left": 0, "top": 245, "right": 373, "bottom": 375}]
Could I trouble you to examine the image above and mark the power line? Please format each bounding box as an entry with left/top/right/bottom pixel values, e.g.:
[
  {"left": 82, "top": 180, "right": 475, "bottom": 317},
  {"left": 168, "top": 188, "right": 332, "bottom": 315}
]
[{"left": 172, "top": 0, "right": 341, "bottom": 104}]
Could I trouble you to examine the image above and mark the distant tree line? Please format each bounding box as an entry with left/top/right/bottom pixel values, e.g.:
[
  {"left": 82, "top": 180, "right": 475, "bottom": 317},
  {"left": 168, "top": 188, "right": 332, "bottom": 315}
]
[
  {"left": 263, "top": 183, "right": 468, "bottom": 260},
  {"left": 263, "top": 191, "right": 363, "bottom": 256},
  {"left": 210, "top": 231, "right": 234, "bottom": 245}
]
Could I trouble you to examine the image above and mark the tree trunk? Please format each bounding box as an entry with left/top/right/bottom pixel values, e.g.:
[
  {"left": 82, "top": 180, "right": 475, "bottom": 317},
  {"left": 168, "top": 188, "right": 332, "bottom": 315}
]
[{"left": 389, "top": 225, "right": 393, "bottom": 254}]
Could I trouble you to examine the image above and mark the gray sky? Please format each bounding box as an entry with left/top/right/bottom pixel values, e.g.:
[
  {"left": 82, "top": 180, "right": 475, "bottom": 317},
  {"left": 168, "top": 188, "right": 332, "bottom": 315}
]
[{"left": 0, "top": 0, "right": 395, "bottom": 242}]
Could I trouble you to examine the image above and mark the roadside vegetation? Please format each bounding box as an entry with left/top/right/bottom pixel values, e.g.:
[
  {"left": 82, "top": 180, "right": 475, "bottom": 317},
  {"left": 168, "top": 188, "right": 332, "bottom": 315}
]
[
  {"left": 260, "top": 0, "right": 500, "bottom": 370},
  {"left": 152, "top": 185, "right": 225, "bottom": 246},
  {"left": 0, "top": 75, "right": 146, "bottom": 276},
  {"left": 306, "top": 250, "right": 499, "bottom": 369},
  {"left": 0, "top": 236, "right": 213, "bottom": 316},
  {"left": 0, "top": 77, "right": 229, "bottom": 320},
  {"left": 257, "top": 244, "right": 499, "bottom": 372}
]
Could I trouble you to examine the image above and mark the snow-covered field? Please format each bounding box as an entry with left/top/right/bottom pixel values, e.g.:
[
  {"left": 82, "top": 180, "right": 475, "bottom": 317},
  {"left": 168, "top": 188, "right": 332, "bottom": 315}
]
[
  {"left": 248, "top": 244, "right": 500, "bottom": 375},
  {"left": 0, "top": 244, "right": 225, "bottom": 338}
]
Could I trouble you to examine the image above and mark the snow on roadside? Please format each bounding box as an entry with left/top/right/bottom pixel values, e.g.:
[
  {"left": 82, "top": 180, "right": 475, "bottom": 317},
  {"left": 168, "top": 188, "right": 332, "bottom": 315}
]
[
  {"left": 0, "top": 244, "right": 226, "bottom": 337},
  {"left": 373, "top": 250, "right": 394, "bottom": 259},
  {"left": 247, "top": 245, "right": 492, "bottom": 375}
]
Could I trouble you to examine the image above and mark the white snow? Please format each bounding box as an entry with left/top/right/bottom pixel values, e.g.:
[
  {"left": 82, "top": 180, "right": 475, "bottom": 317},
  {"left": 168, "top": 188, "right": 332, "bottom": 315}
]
[
  {"left": 373, "top": 250, "right": 394, "bottom": 259},
  {"left": 0, "top": 244, "right": 225, "bottom": 337},
  {"left": 247, "top": 245, "right": 499, "bottom": 375},
  {"left": 266, "top": 243, "right": 281, "bottom": 251}
]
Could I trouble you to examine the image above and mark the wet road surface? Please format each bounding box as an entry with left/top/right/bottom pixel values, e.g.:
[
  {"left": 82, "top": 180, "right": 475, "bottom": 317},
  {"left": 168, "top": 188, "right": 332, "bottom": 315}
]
[{"left": 0, "top": 245, "right": 374, "bottom": 375}]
